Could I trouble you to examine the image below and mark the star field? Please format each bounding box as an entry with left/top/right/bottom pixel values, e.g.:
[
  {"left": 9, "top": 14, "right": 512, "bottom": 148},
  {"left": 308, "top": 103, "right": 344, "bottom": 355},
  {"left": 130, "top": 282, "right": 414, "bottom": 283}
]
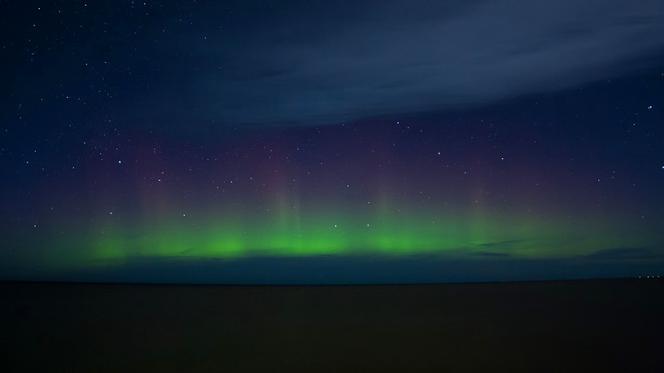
[{"left": 1, "top": 1, "right": 663, "bottom": 283}]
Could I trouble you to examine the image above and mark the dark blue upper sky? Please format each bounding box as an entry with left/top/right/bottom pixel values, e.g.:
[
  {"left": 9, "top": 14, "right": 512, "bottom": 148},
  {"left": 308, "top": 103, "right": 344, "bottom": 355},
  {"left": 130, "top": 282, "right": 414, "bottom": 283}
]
[{"left": 4, "top": 0, "right": 664, "bottom": 128}]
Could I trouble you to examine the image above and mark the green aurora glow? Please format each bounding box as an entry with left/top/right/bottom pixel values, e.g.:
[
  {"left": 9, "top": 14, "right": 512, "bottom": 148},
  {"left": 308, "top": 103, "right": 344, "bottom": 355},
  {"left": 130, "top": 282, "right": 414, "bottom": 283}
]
[{"left": 16, "top": 202, "right": 657, "bottom": 272}]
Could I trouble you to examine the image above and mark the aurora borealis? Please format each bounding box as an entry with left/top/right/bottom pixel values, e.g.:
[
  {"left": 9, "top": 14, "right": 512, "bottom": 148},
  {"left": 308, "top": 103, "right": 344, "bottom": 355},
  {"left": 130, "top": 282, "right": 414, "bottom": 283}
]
[
  {"left": 2, "top": 0, "right": 664, "bottom": 283},
  {"left": 3, "top": 106, "right": 664, "bottom": 282}
]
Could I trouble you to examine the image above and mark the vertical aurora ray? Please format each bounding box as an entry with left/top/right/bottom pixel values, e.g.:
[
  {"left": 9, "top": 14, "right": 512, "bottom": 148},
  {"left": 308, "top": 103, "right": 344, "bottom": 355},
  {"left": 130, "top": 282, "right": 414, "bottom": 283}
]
[{"left": 1, "top": 105, "right": 663, "bottom": 281}]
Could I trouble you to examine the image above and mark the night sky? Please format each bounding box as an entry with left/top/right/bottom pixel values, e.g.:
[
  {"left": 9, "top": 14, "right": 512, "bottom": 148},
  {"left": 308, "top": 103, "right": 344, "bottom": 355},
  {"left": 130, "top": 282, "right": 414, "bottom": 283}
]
[{"left": 1, "top": 1, "right": 664, "bottom": 283}]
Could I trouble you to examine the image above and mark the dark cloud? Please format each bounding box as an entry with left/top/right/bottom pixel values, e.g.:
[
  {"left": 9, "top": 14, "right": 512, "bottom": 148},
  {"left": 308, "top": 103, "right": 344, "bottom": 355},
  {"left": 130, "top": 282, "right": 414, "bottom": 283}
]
[
  {"left": 7, "top": 0, "right": 664, "bottom": 128},
  {"left": 584, "top": 247, "right": 661, "bottom": 261},
  {"left": 472, "top": 252, "right": 512, "bottom": 258},
  {"left": 478, "top": 240, "right": 524, "bottom": 249},
  {"left": 172, "top": 0, "right": 664, "bottom": 125}
]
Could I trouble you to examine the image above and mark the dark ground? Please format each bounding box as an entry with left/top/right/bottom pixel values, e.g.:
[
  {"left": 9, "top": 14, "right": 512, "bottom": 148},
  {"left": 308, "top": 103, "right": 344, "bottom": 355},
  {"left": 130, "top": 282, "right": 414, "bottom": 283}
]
[{"left": 1, "top": 279, "right": 663, "bottom": 372}]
